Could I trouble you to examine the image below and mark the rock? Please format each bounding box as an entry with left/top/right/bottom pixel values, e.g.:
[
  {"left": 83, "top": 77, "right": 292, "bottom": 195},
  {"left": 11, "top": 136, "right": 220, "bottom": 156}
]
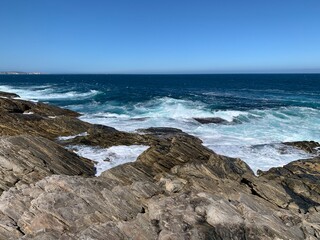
[
  {"left": 0, "top": 92, "right": 319, "bottom": 239},
  {"left": 0, "top": 91, "right": 20, "bottom": 99},
  {"left": 0, "top": 135, "right": 94, "bottom": 194},
  {"left": 0, "top": 97, "right": 89, "bottom": 138},
  {"left": 0, "top": 126, "right": 317, "bottom": 239},
  {"left": 0, "top": 98, "right": 148, "bottom": 146},
  {"left": 138, "top": 127, "right": 183, "bottom": 135},
  {"left": 283, "top": 141, "right": 320, "bottom": 155},
  {"left": 0, "top": 97, "right": 79, "bottom": 117},
  {"left": 0, "top": 175, "right": 147, "bottom": 239},
  {"left": 193, "top": 117, "right": 229, "bottom": 124},
  {"left": 158, "top": 174, "right": 187, "bottom": 193},
  {"left": 63, "top": 124, "right": 148, "bottom": 148},
  {"left": 0, "top": 97, "right": 178, "bottom": 149},
  {"left": 259, "top": 157, "right": 320, "bottom": 212},
  {"left": 0, "top": 111, "right": 89, "bottom": 139}
]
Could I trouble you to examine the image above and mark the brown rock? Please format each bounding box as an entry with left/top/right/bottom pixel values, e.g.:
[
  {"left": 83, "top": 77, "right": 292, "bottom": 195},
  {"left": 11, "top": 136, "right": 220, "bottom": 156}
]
[
  {"left": 283, "top": 141, "right": 320, "bottom": 155},
  {"left": 0, "top": 135, "right": 94, "bottom": 194},
  {"left": 63, "top": 124, "right": 148, "bottom": 148},
  {"left": 0, "top": 91, "right": 20, "bottom": 99},
  {"left": 0, "top": 96, "right": 91, "bottom": 140},
  {"left": 259, "top": 157, "right": 320, "bottom": 212}
]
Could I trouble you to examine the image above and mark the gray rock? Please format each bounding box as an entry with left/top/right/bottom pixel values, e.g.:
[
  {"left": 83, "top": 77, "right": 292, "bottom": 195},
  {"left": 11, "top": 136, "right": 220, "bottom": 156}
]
[
  {"left": 194, "top": 117, "right": 229, "bottom": 124},
  {"left": 0, "top": 135, "right": 94, "bottom": 194}
]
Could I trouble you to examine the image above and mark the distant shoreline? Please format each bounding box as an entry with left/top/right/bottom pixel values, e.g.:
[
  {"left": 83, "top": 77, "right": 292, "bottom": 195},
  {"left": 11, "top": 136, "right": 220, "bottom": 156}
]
[
  {"left": 0, "top": 71, "right": 41, "bottom": 75},
  {"left": 1, "top": 72, "right": 320, "bottom": 76}
]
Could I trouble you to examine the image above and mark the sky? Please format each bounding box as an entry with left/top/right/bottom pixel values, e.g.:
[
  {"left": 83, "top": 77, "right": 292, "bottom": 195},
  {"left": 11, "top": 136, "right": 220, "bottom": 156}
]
[{"left": 0, "top": 0, "right": 320, "bottom": 74}]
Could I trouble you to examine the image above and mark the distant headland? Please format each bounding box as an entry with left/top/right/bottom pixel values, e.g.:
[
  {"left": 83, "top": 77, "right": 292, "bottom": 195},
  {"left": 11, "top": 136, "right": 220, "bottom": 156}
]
[{"left": 0, "top": 71, "right": 41, "bottom": 75}]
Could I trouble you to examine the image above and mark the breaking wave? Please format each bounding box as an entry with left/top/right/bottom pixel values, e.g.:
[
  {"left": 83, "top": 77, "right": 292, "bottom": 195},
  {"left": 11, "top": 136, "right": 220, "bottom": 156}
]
[
  {"left": 1, "top": 74, "right": 319, "bottom": 173},
  {"left": 0, "top": 85, "right": 101, "bottom": 101}
]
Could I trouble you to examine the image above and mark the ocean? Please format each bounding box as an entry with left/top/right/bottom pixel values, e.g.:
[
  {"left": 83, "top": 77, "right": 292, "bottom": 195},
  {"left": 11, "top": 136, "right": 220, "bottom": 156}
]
[{"left": 1, "top": 74, "right": 319, "bottom": 173}]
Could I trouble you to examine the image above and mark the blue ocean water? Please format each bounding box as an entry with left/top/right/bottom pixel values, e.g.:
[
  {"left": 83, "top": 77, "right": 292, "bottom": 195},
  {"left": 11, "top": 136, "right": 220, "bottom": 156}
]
[{"left": 1, "top": 74, "right": 319, "bottom": 172}]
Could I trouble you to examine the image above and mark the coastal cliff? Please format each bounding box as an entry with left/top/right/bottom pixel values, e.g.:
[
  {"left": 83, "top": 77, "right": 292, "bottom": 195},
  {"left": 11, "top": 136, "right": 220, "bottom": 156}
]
[{"left": 0, "top": 92, "right": 319, "bottom": 239}]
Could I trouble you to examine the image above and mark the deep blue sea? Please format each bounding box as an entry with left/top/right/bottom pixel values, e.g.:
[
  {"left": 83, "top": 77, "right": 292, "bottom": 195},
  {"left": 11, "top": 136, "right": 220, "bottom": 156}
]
[{"left": 1, "top": 74, "right": 320, "bottom": 173}]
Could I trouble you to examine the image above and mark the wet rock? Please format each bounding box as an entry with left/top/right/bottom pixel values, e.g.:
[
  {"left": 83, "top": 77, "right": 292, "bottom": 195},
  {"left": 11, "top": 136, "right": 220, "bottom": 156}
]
[
  {"left": 140, "top": 127, "right": 183, "bottom": 134},
  {"left": 194, "top": 117, "right": 229, "bottom": 124},
  {"left": 283, "top": 141, "right": 320, "bottom": 155},
  {"left": 0, "top": 91, "right": 20, "bottom": 99}
]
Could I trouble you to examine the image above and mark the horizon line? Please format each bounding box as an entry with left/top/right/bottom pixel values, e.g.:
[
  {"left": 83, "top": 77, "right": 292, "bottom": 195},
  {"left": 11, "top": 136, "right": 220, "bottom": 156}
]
[{"left": 1, "top": 72, "right": 320, "bottom": 75}]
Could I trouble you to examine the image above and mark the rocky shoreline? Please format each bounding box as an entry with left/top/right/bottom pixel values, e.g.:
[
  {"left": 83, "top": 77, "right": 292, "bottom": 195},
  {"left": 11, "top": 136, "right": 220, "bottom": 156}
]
[{"left": 0, "top": 91, "right": 319, "bottom": 239}]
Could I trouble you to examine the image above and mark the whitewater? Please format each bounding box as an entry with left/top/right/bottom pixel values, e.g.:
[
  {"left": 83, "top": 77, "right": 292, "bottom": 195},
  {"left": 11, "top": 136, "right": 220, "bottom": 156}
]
[{"left": 1, "top": 74, "right": 319, "bottom": 173}]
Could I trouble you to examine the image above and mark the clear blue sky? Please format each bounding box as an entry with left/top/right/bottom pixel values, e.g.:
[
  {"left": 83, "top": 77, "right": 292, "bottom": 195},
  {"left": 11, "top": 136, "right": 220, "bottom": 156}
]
[{"left": 0, "top": 0, "right": 319, "bottom": 73}]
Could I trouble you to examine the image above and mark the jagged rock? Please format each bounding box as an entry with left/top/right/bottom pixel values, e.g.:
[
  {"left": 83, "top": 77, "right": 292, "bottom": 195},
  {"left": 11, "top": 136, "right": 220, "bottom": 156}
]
[
  {"left": 0, "top": 135, "right": 94, "bottom": 194},
  {"left": 0, "top": 128, "right": 318, "bottom": 239},
  {"left": 0, "top": 92, "right": 319, "bottom": 239},
  {"left": 259, "top": 157, "right": 320, "bottom": 212},
  {"left": 0, "top": 98, "right": 150, "bottom": 146},
  {"left": 0, "top": 97, "right": 89, "bottom": 138},
  {"left": 0, "top": 97, "right": 79, "bottom": 117},
  {"left": 63, "top": 124, "right": 148, "bottom": 148}
]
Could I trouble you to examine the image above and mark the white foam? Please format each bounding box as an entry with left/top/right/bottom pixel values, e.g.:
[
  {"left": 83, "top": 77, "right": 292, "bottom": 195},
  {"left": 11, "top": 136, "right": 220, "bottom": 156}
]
[
  {"left": 1, "top": 84, "right": 318, "bottom": 173},
  {"left": 58, "top": 132, "right": 88, "bottom": 141},
  {"left": 78, "top": 103, "right": 320, "bottom": 173},
  {"left": 69, "top": 145, "right": 149, "bottom": 176},
  {"left": 206, "top": 143, "right": 313, "bottom": 174},
  {"left": 211, "top": 110, "right": 247, "bottom": 122},
  {"left": 0, "top": 85, "right": 100, "bottom": 101}
]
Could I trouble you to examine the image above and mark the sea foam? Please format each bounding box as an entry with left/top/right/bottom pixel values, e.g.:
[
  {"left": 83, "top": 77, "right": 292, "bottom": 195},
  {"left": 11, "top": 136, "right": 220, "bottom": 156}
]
[
  {"left": 77, "top": 98, "right": 320, "bottom": 173},
  {"left": 0, "top": 85, "right": 100, "bottom": 101},
  {"left": 2, "top": 81, "right": 319, "bottom": 174},
  {"left": 69, "top": 145, "right": 149, "bottom": 176}
]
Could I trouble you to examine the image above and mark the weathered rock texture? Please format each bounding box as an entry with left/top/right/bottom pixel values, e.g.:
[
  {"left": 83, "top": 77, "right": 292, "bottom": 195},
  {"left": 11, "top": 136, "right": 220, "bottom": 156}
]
[
  {"left": 0, "top": 135, "right": 94, "bottom": 194},
  {"left": 0, "top": 92, "right": 319, "bottom": 240},
  {"left": 0, "top": 97, "right": 87, "bottom": 138},
  {"left": 284, "top": 141, "right": 320, "bottom": 155},
  {"left": 0, "top": 95, "right": 148, "bottom": 146}
]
